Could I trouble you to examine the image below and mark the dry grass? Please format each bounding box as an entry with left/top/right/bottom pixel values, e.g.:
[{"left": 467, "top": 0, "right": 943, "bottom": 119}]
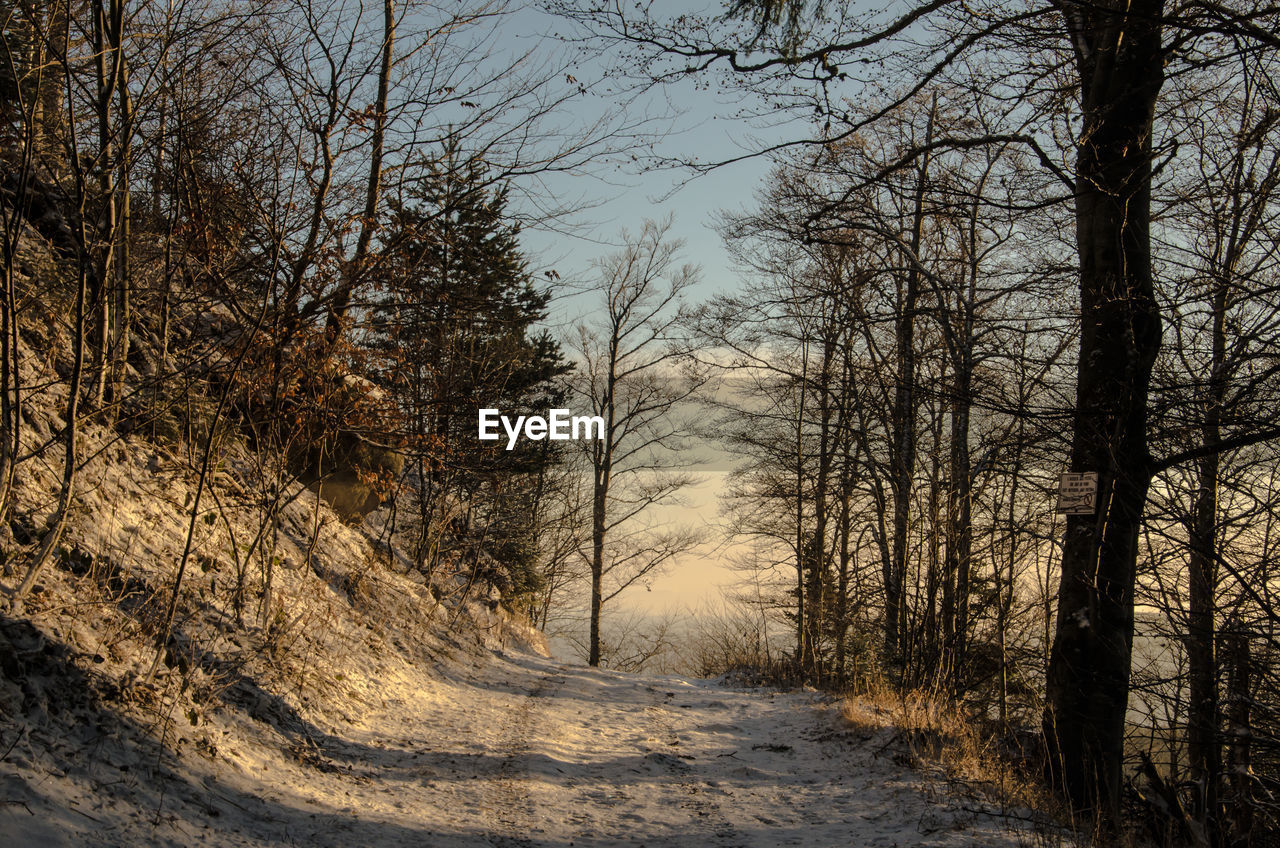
[{"left": 839, "top": 682, "right": 1130, "bottom": 848}]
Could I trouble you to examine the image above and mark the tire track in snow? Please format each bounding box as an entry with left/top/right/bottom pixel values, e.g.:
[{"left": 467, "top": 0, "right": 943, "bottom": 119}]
[
  {"left": 486, "top": 662, "right": 568, "bottom": 848},
  {"left": 641, "top": 685, "right": 742, "bottom": 846}
]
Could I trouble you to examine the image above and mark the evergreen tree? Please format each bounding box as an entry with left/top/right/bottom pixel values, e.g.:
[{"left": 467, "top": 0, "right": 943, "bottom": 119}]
[{"left": 369, "top": 142, "right": 569, "bottom": 592}]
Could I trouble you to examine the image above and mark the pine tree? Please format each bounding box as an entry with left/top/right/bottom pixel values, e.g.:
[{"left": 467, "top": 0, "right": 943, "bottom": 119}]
[{"left": 369, "top": 141, "right": 568, "bottom": 588}]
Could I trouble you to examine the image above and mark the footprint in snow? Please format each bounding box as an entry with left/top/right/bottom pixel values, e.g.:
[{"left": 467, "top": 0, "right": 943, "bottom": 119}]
[{"left": 643, "top": 752, "right": 690, "bottom": 772}]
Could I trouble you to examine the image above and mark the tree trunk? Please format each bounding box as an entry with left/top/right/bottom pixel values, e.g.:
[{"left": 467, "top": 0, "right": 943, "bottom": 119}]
[
  {"left": 1043, "top": 0, "right": 1166, "bottom": 818},
  {"left": 108, "top": 0, "right": 131, "bottom": 411},
  {"left": 835, "top": 450, "right": 852, "bottom": 684},
  {"left": 945, "top": 357, "right": 972, "bottom": 694},
  {"left": 89, "top": 0, "right": 121, "bottom": 410},
  {"left": 806, "top": 332, "right": 835, "bottom": 684},
  {"left": 834, "top": 334, "right": 855, "bottom": 684},
  {"left": 885, "top": 100, "right": 935, "bottom": 668},
  {"left": 795, "top": 341, "right": 809, "bottom": 675},
  {"left": 1223, "top": 632, "right": 1252, "bottom": 840},
  {"left": 944, "top": 198, "right": 978, "bottom": 696},
  {"left": 323, "top": 0, "right": 394, "bottom": 356},
  {"left": 589, "top": 350, "right": 617, "bottom": 668},
  {"left": 0, "top": 135, "right": 35, "bottom": 527},
  {"left": 929, "top": 404, "right": 945, "bottom": 682},
  {"left": 30, "top": 0, "right": 67, "bottom": 160},
  {"left": 589, "top": 472, "right": 606, "bottom": 667},
  {"left": 1186, "top": 279, "right": 1226, "bottom": 832}
]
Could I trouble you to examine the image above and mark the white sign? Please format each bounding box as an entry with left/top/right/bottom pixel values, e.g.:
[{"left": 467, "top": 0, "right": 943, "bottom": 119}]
[{"left": 1057, "top": 472, "right": 1099, "bottom": 515}]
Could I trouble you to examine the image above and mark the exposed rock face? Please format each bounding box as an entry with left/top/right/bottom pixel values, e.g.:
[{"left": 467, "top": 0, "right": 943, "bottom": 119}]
[
  {"left": 304, "top": 437, "right": 404, "bottom": 522},
  {"left": 293, "top": 374, "right": 404, "bottom": 522}
]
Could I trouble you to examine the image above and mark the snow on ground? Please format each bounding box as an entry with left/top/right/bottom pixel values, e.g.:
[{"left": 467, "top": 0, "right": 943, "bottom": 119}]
[{"left": 3, "top": 646, "right": 1048, "bottom": 847}]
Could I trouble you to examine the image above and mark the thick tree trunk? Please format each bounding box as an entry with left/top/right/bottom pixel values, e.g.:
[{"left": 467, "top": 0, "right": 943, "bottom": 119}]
[
  {"left": 834, "top": 332, "right": 856, "bottom": 684},
  {"left": 945, "top": 190, "right": 983, "bottom": 696},
  {"left": 1043, "top": 0, "right": 1166, "bottom": 818},
  {"left": 795, "top": 344, "right": 809, "bottom": 674},
  {"left": 886, "top": 313, "right": 915, "bottom": 669},
  {"left": 89, "top": 0, "right": 119, "bottom": 410},
  {"left": 928, "top": 408, "right": 945, "bottom": 680},
  {"left": 1224, "top": 632, "right": 1252, "bottom": 839},
  {"left": 29, "top": 0, "right": 68, "bottom": 161},
  {"left": 942, "top": 194, "right": 980, "bottom": 696},
  {"left": 835, "top": 452, "right": 852, "bottom": 683},
  {"left": 588, "top": 355, "right": 617, "bottom": 668}
]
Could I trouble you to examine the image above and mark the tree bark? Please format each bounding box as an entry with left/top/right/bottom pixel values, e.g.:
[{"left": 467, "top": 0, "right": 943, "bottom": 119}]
[
  {"left": 323, "top": 0, "right": 395, "bottom": 356},
  {"left": 885, "top": 99, "right": 935, "bottom": 668},
  {"left": 1043, "top": 0, "right": 1166, "bottom": 818},
  {"left": 108, "top": 0, "right": 130, "bottom": 411},
  {"left": 806, "top": 332, "right": 835, "bottom": 683},
  {"left": 589, "top": 468, "right": 607, "bottom": 667},
  {"left": 945, "top": 356, "right": 971, "bottom": 693},
  {"left": 794, "top": 341, "right": 809, "bottom": 674},
  {"left": 1186, "top": 280, "right": 1225, "bottom": 831},
  {"left": 88, "top": 0, "right": 121, "bottom": 410},
  {"left": 1223, "top": 632, "right": 1252, "bottom": 840},
  {"left": 589, "top": 335, "right": 617, "bottom": 668},
  {"left": 943, "top": 188, "right": 980, "bottom": 696}
]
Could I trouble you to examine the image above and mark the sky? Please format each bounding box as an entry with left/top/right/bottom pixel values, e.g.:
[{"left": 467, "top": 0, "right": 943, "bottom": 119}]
[
  {"left": 488, "top": 3, "right": 795, "bottom": 300},
  {"left": 487, "top": 5, "right": 795, "bottom": 615}
]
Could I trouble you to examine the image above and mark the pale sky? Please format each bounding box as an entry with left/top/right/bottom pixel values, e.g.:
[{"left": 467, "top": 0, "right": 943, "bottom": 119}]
[{"left": 497, "top": 6, "right": 788, "bottom": 613}]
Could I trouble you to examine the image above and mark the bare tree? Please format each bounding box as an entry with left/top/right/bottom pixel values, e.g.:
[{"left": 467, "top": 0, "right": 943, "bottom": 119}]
[
  {"left": 1136, "top": 44, "right": 1280, "bottom": 841},
  {"left": 569, "top": 218, "right": 705, "bottom": 667},
  {"left": 551, "top": 0, "right": 1280, "bottom": 818}
]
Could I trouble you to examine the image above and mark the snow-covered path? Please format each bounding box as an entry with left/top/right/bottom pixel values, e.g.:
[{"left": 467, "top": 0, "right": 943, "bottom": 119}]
[
  {"left": 6, "top": 650, "right": 1042, "bottom": 847},
  {"left": 164, "top": 652, "right": 1034, "bottom": 848}
]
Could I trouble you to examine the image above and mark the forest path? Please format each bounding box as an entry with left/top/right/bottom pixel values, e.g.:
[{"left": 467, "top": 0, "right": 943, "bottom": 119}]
[
  {"left": 4, "top": 650, "right": 1042, "bottom": 847},
  {"left": 244, "top": 651, "right": 1037, "bottom": 848}
]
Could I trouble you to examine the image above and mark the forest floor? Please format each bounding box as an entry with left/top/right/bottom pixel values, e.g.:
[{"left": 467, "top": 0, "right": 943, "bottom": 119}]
[{"left": 3, "top": 645, "right": 1060, "bottom": 847}]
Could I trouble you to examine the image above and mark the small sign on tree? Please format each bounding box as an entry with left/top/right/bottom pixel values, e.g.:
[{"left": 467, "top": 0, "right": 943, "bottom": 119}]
[{"left": 1057, "top": 472, "right": 1099, "bottom": 515}]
